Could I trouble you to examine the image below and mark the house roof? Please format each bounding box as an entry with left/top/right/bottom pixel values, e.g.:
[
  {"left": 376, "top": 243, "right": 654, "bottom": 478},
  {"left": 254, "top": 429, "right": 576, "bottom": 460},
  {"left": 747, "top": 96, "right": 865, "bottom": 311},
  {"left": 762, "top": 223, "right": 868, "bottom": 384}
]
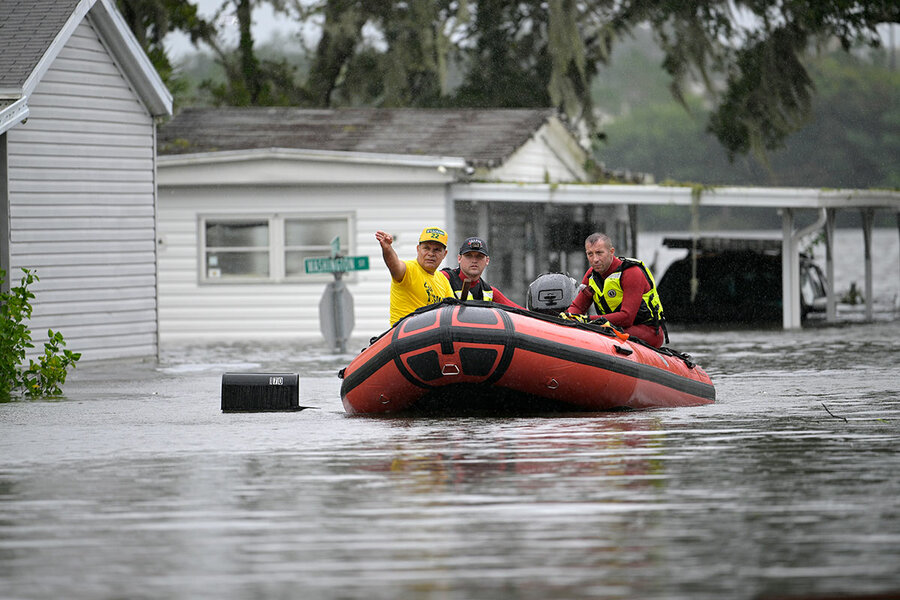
[
  {"left": 157, "top": 107, "right": 572, "bottom": 167},
  {"left": 0, "top": 0, "right": 80, "bottom": 93},
  {"left": 0, "top": 0, "right": 171, "bottom": 134}
]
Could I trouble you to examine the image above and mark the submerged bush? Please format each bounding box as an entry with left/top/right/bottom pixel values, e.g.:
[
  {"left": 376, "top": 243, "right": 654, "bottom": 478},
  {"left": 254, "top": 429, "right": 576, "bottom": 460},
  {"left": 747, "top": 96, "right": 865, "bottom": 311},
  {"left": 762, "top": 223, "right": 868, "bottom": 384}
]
[{"left": 1, "top": 268, "right": 81, "bottom": 401}]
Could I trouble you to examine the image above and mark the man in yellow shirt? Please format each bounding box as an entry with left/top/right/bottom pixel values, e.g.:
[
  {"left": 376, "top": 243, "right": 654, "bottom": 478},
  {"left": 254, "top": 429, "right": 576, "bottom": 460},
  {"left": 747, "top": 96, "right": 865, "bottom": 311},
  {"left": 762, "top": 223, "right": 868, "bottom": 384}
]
[{"left": 376, "top": 226, "right": 455, "bottom": 325}]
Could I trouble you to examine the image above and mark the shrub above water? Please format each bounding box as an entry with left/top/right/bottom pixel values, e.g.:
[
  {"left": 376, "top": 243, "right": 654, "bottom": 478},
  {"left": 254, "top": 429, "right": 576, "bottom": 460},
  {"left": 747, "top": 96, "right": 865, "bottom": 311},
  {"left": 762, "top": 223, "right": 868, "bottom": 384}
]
[{"left": 1, "top": 268, "right": 81, "bottom": 401}]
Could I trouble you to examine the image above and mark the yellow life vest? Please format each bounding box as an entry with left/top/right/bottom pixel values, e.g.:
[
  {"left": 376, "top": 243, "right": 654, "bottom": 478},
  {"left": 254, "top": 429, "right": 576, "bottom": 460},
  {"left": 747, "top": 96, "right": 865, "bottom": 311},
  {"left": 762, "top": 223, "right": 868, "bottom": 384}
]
[
  {"left": 587, "top": 258, "right": 665, "bottom": 330},
  {"left": 454, "top": 287, "right": 494, "bottom": 301},
  {"left": 442, "top": 268, "right": 494, "bottom": 301}
]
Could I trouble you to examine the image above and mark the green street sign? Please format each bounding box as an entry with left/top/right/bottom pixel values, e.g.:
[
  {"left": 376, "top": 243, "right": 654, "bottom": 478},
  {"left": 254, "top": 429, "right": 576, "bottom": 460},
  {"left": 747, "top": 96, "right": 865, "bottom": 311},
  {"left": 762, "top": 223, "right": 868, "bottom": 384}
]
[
  {"left": 304, "top": 255, "right": 370, "bottom": 274},
  {"left": 330, "top": 236, "right": 340, "bottom": 258}
]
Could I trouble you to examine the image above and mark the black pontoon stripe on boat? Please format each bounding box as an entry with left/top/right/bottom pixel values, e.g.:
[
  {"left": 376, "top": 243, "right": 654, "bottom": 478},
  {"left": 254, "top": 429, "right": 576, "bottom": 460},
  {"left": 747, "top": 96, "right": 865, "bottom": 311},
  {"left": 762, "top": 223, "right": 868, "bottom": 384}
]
[
  {"left": 513, "top": 332, "right": 715, "bottom": 400},
  {"left": 341, "top": 306, "right": 715, "bottom": 400},
  {"left": 483, "top": 309, "right": 517, "bottom": 385},
  {"left": 439, "top": 304, "right": 455, "bottom": 354},
  {"left": 389, "top": 318, "right": 420, "bottom": 388}
]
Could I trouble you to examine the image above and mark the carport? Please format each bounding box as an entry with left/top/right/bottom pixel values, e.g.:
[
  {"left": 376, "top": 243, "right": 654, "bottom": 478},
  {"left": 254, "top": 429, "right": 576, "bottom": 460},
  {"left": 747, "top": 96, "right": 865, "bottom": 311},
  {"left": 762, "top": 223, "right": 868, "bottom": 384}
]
[{"left": 451, "top": 183, "right": 900, "bottom": 329}]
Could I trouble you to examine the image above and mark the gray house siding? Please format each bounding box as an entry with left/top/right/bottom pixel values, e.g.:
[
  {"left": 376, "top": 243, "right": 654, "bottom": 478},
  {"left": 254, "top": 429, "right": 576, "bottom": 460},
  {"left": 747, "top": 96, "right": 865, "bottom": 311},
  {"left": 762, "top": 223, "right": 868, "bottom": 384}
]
[
  {"left": 154, "top": 108, "right": 618, "bottom": 344},
  {"left": 7, "top": 19, "right": 158, "bottom": 360},
  {"left": 156, "top": 157, "right": 456, "bottom": 343}
]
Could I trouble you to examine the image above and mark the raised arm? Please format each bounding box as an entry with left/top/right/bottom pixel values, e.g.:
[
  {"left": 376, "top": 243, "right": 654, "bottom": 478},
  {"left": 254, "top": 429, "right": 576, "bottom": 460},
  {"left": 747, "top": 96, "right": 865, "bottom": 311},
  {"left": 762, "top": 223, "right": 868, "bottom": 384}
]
[{"left": 375, "top": 230, "right": 406, "bottom": 282}]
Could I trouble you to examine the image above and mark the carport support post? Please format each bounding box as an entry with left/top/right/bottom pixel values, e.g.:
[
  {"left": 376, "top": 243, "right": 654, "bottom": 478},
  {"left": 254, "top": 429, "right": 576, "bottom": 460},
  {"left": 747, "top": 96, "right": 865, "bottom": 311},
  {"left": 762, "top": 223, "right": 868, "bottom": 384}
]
[
  {"left": 628, "top": 204, "right": 639, "bottom": 258},
  {"left": 862, "top": 208, "right": 874, "bottom": 322},
  {"left": 825, "top": 209, "right": 836, "bottom": 322},
  {"left": 332, "top": 270, "right": 347, "bottom": 353},
  {"left": 781, "top": 208, "right": 801, "bottom": 329},
  {"left": 476, "top": 201, "right": 490, "bottom": 244}
]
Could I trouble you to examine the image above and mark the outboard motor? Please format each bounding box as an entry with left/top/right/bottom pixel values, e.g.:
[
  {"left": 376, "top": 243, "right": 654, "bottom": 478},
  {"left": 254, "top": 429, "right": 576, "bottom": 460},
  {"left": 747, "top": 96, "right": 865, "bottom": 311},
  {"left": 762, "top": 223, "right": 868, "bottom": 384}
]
[{"left": 527, "top": 273, "right": 578, "bottom": 315}]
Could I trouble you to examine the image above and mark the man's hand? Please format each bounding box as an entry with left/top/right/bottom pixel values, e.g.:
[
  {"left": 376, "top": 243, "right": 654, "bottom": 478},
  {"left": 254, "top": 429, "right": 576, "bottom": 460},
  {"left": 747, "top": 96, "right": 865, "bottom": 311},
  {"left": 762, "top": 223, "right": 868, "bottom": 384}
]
[
  {"left": 376, "top": 230, "right": 405, "bottom": 282},
  {"left": 560, "top": 313, "right": 612, "bottom": 326},
  {"left": 375, "top": 230, "right": 394, "bottom": 248},
  {"left": 559, "top": 312, "right": 589, "bottom": 323}
]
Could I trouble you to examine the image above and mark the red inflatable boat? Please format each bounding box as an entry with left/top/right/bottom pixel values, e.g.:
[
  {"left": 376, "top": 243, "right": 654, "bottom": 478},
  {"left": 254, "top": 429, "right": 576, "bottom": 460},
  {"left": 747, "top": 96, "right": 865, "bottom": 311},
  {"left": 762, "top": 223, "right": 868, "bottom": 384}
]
[{"left": 339, "top": 300, "right": 715, "bottom": 415}]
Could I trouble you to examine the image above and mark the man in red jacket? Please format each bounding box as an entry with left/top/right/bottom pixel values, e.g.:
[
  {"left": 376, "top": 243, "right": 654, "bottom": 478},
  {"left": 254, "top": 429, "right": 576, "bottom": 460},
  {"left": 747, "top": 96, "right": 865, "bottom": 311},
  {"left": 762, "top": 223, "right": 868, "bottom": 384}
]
[
  {"left": 441, "top": 237, "right": 524, "bottom": 309},
  {"left": 565, "top": 232, "right": 667, "bottom": 347}
]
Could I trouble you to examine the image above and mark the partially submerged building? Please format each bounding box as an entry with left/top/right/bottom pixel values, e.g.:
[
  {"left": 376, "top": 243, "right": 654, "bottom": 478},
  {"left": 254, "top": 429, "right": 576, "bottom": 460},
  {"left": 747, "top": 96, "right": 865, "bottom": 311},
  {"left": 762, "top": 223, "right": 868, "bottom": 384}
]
[
  {"left": 156, "top": 107, "right": 900, "bottom": 345},
  {"left": 0, "top": 0, "right": 172, "bottom": 360},
  {"left": 155, "top": 107, "right": 621, "bottom": 343}
]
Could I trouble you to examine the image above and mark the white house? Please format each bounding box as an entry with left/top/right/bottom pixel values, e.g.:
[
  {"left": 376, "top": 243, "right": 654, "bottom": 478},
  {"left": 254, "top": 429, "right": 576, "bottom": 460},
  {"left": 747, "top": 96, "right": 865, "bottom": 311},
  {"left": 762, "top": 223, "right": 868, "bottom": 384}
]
[
  {"left": 155, "top": 108, "right": 617, "bottom": 344},
  {"left": 0, "top": 0, "right": 173, "bottom": 361}
]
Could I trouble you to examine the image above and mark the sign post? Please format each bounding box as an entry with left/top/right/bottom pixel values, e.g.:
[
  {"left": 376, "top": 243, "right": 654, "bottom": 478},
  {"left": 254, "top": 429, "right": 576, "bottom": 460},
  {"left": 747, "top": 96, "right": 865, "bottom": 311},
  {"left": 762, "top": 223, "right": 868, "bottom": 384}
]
[
  {"left": 306, "top": 238, "right": 370, "bottom": 353},
  {"left": 318, "top": 278, "right": 353, "bottom": 353}
]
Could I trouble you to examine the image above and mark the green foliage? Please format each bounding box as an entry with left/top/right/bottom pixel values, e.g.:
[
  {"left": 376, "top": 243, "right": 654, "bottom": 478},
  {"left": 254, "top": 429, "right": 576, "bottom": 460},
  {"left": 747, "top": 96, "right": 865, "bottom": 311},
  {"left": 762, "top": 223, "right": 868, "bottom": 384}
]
[
  {"left": 590, "top": 29, "right": 670, "bottom": 116},
  {"left": 302, "top": 1, "right": 466, "bottom": 108},
  {"left": 198, "top": 0, "right": 307, "bottom": 106},
  {"left": 452, "top": 1, "right": 554, "bottom": 109},
  {"left": 172, "top": 40, "right": 312, "bottom": 107},
  {"left": 596, "top": 49, "right": 900, "bottom": 190},
  {"left": 134, "top": 0, "right": 897, "bottom": 159},
  {"left": 201, "top": 55, "right": 305, "bottom": 106},
  {"left": 600, "top": 98, "right": 726, "bottom": 181},
  {"left": 787, "top": 51, "right": 900, "bottom": 189},
  {"left": 0, "top": 269, "right": 36, "bottom": 401},
  {"left": 709, "top": 26, "right": 814, "bottom": 160},
  {"left": 0, "top": 269, "right": 81, "bottom": 402},
  {"left": 617, "top": 0, "right": 898, "bottom": 157},
  {"left": 116, "top": 0, "right": 216, "bottom": 94},
  {"left": 23, "top": 330, "right": 81, "bottom": 398}
]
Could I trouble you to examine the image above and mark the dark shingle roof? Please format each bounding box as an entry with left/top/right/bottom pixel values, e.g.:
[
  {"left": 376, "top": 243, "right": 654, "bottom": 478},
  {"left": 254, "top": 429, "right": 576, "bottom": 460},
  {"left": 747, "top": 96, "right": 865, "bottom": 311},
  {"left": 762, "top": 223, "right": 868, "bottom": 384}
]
[
  {"left": 0, "top": 0, "right": 81, "bottom": 90},
  {"left": 158, "top": 107, "right": 564, "bottom": 167}
]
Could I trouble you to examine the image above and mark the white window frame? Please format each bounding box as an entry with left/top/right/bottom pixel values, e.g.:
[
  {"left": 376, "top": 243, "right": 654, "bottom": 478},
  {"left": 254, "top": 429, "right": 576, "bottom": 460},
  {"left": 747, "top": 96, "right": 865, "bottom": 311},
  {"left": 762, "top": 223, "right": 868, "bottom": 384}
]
[{"left": 199, "top": 212, "right": 354, "bottom": 284}]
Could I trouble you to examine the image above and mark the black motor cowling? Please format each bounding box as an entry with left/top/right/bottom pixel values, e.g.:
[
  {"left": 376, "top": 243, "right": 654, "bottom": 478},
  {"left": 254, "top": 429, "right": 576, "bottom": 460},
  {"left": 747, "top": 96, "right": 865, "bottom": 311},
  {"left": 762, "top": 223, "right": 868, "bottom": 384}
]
[{"left": 527, "top": 273, "right": 578, "bottom": 315}]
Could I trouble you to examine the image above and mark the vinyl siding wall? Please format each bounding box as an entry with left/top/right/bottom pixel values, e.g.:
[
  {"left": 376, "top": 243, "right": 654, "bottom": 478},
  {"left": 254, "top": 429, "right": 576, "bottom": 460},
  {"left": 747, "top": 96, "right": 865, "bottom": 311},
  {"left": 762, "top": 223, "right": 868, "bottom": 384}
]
[
  {"left": 7, "top": 19, "right": 158, "bottom": 361},
  {"left": 157, "top": 177, "right": 451, "bottom": 344},
  {"left": 487, "top": 121, "right": 588, "bottom": 183}
]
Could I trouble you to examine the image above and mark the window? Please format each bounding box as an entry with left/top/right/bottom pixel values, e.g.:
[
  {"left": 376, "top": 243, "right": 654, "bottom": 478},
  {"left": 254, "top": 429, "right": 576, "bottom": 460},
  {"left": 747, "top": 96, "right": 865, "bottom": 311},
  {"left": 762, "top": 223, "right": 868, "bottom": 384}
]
[
  {"left": 285, "top": 218, "right": 348, "bottom": 278},
  {"left": 205, "top": 220, "right": 270, "bottom": 279},
  {"left": 201, "top": 214, "right": 351, "bottom": 283}
]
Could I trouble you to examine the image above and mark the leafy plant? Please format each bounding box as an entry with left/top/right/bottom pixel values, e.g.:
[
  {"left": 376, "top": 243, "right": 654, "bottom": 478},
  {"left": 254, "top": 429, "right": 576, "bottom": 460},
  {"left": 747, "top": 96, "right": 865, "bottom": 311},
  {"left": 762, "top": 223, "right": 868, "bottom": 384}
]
[
  {"left": 595, "top": 49, "right": 900, "bottom": 190},
  {"left": 0, "top": 268, "right": 36, "bottom": 400},
  {"left": 0, "top": 269, "right": 81, "bottom": 401}
]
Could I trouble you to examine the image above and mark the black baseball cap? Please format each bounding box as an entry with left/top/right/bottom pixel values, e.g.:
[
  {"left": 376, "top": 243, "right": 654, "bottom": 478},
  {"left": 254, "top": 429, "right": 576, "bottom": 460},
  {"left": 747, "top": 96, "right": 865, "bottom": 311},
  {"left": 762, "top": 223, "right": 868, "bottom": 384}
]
[{"left": 459, "top": 237, "right": 489, "bottom": 256}]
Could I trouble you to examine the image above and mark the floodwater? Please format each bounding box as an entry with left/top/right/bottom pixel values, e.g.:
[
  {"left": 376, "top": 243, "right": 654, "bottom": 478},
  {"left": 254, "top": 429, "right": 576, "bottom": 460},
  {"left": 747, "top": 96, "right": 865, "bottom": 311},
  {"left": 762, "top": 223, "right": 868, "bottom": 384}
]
[
  {"left": 2, "top": 228, "right": 899, "bottom": 600},
  {"left": 2, "top": 320, "right": 899, "bottom": 600}
]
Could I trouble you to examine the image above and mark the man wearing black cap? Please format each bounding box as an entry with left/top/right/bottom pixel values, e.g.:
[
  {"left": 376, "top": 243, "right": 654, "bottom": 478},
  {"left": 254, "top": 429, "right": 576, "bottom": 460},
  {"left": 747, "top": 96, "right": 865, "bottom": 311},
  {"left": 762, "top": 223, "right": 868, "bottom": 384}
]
[{"left": 441, "top": 237, "right": 524, "bottom": 309}]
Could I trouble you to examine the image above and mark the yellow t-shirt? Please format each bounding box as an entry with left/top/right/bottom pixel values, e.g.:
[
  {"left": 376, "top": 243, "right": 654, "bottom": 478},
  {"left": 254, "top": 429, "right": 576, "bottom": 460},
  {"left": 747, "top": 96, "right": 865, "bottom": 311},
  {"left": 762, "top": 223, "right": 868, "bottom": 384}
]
[{"left": 389, "top": 259, "right": 454, "bottom": 325}]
